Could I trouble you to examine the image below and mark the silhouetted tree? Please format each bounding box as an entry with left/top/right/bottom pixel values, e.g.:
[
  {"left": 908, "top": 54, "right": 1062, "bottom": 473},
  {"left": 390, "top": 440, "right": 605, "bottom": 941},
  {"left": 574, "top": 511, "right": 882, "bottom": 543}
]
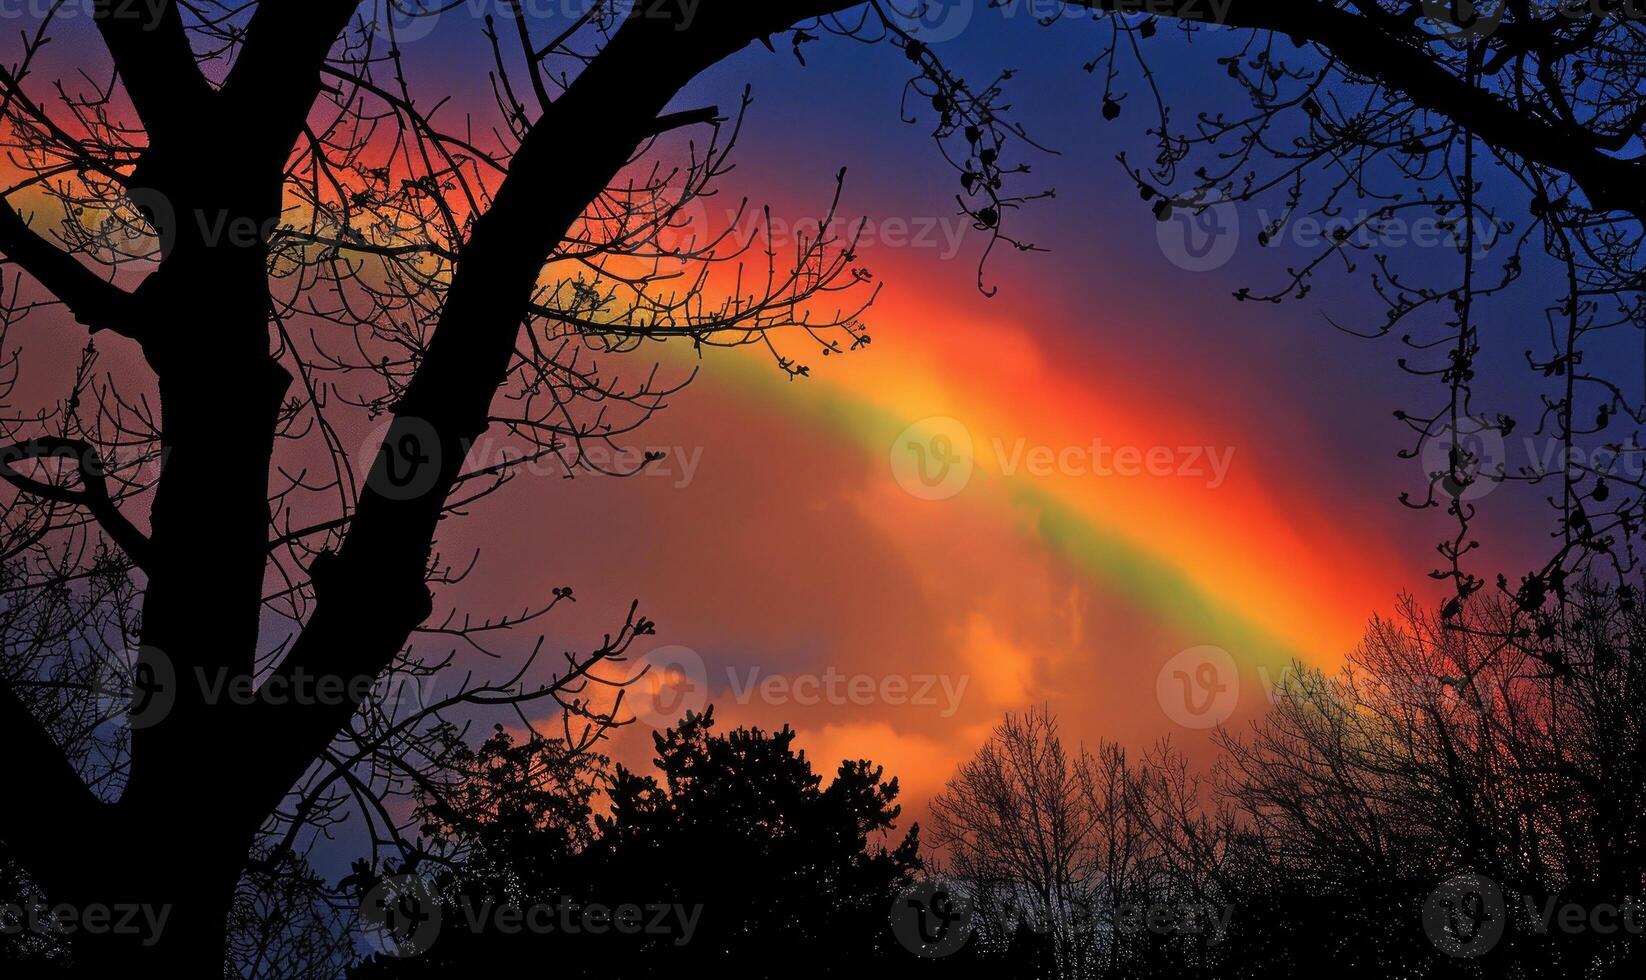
[
  {"left": 931, "top": 708, "right": 1231, "bottom": 979},
  {"left": 347, "top": 707, "right": 920, "bottom": 977},
  {"left": 7, "top": 2, "right": 1646, "bottom": 975},
  {"left": 934, "top": 589, "right": 1646, "bottom": 980},
  {"left": 930, "top": 707, "right": 1097, "bottom": 977},
  {"left": 942, "top": 589, "right": 1646, "bottom": 978},
  {"left": 1214, "top": 591, "right": 1646, "bottom": 978},
  {"left": 0, "top": 2, "right": 901, "bottom": 972}
]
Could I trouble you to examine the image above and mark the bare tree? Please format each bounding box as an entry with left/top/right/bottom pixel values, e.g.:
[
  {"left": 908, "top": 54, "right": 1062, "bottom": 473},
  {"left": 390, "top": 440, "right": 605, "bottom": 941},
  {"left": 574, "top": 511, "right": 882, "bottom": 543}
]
[
  {"left": 1218, "top": 591, "right": 1646, "bottom": 974},
  {"left": 931, "top": 707, "right": 1236, "bottom": 978},
  {"left": 0, "top": 1, "right": 929, "bottom": 973},
  {"left": 6, "top": 1, "right": 1646, "bottom": 974},
  {"left": 940, "top": 588, "right": 1646, "bottom": 975},
  {"left": 930, "top": 707, "right": 1100, "bottom": 976}
]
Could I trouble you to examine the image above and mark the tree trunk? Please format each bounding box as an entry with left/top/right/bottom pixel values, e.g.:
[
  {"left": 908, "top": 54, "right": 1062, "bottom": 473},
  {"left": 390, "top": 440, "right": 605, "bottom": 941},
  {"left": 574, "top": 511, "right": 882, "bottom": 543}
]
[{"left": 52, "top": 809, "right": 250, "bottom": 978}]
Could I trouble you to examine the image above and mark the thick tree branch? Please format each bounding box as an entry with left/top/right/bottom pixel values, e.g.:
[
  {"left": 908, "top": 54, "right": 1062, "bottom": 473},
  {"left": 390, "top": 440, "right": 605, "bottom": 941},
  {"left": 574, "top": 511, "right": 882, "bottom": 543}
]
[
  {"left": 92, "top": 0, "right": 212, "bottom": 143},
  {"left": 253, "top": 0, "right": 861, "bottom": 809},
  {"left": 0, "top": 198, "right": 139, "bottom": 338},
  {"left": 0, "top": 437, "right": 155, "bottom": 570},
  {"left": 0, "top": 680, "right": 104, "bottom": 897},
  {"left": 222, "top": 1, "right": 363, "bottom": 139}
]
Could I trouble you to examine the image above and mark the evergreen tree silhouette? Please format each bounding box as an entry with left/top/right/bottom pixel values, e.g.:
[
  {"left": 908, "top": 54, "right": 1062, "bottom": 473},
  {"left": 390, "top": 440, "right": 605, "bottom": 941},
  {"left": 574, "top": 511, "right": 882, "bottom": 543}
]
[{"left": 349, "top": 707, "right": 920, "bottom": 978}]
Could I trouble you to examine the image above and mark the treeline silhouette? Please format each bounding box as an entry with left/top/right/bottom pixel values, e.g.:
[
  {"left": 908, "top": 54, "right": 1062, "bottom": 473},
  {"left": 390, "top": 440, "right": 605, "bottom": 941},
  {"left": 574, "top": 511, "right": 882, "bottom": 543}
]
[
  {"left": 342, "top": 590, "right": 1645, "bottom": 979},
  {"left": 924, "top": 591, "right": 1646, "bottom": 979},
  {"left": 8, "top": 589, "right": 1643, "bottom": 978}
]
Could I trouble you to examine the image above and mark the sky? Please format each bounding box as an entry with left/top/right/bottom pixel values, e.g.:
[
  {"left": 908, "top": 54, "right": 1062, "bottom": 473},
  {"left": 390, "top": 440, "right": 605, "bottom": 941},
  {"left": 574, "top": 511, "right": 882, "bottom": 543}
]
[
  {"left": 5, "top": 3, "right": 1580, "bottom": 840},
  {"left": 409, "top": 6, "right": 1557, "bottom": 821}
]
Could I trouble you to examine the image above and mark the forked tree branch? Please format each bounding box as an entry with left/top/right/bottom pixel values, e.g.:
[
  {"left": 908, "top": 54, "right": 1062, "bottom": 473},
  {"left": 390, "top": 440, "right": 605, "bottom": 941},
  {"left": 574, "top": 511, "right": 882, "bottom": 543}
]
[{"left": 0, "top": 437, "right": 155, "bottom": 570}]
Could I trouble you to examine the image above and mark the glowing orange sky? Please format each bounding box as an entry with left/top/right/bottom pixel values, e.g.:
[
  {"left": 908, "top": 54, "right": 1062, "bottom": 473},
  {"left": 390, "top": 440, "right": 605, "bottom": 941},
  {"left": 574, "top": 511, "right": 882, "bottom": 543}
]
[{"left": 443, "top": 238, "right": 1431, "bottom": 822}]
